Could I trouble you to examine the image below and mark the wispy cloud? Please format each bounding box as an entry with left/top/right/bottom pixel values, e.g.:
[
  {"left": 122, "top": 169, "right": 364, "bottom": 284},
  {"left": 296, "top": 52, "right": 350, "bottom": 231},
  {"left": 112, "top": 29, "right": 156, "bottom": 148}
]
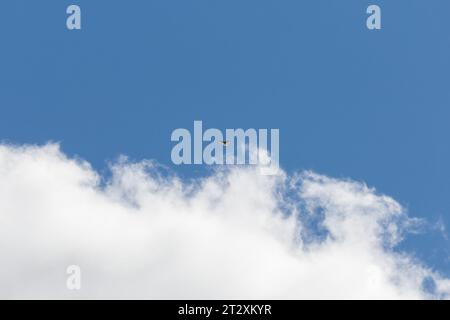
[{"left": 0, "top": 143, "right": 449, "bottom": 299}]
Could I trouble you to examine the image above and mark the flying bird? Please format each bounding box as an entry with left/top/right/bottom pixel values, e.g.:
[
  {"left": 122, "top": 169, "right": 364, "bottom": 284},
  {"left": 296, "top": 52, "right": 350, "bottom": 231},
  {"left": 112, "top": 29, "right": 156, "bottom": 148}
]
[{"left": 220, "top": 140, "right": 230, "bottom": 146}]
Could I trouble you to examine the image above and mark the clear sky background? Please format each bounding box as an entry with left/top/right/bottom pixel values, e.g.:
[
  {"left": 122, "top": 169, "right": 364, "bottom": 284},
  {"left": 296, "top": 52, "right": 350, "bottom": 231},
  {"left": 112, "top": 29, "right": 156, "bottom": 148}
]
[{"left": 1, "top": 1, "right": 449, "bottom": 276}]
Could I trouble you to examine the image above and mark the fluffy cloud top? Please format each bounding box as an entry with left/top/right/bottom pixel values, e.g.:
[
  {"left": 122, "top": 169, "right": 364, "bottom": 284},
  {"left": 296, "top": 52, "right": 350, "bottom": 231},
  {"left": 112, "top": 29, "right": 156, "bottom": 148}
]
[{"left": 0, "top": 143, "right": 449, "bottom": 299}]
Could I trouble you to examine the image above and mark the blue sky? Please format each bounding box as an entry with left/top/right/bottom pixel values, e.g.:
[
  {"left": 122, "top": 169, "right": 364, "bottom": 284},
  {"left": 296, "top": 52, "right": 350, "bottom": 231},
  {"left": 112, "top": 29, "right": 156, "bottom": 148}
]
[{"left": 1, "top": 0, "right": 449, "bottom": 277}]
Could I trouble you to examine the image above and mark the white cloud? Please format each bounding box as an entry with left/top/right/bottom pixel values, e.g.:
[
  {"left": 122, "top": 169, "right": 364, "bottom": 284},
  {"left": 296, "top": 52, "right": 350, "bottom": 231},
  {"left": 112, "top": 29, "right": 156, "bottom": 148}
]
[{"left": 0, "top": 143, "right": 449, "bottom": 299}]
